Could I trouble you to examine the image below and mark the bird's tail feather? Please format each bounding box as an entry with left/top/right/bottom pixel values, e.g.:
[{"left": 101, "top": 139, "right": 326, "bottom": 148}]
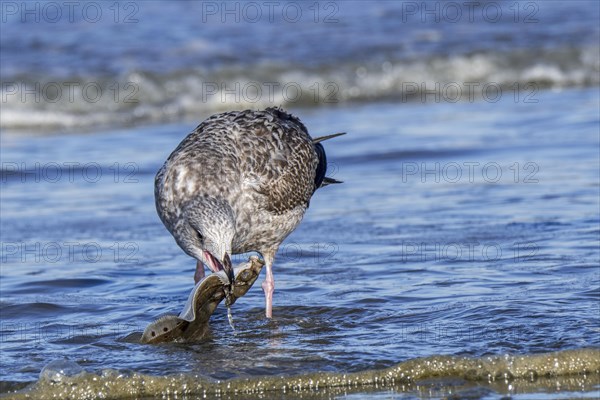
[
  {"left": 312, "top": 132, "right": 346, "bottom": 144},
  {"left": 320, "top": 176, "right": 343, "bottom": 187}
]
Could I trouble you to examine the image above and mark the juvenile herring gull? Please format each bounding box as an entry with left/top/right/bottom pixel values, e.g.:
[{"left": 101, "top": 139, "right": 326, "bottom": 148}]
[{"left": 155, "top": 107, "right": 343, "bottom": 318}]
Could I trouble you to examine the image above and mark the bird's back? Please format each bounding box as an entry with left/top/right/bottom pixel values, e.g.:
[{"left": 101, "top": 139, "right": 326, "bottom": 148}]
[{"left": 233, "top": 107, "right": 320, "bottom": 213}]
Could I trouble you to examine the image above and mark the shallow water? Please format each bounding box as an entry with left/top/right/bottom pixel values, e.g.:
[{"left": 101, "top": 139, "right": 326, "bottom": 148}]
[{"left": 1, "top": 87, "right": 599, "bottom": 398}]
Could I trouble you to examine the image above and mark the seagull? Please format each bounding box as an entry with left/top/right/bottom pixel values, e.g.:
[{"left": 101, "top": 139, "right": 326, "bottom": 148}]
[{"left": 155, "top": 107, "right": 343, "bottom": 318}]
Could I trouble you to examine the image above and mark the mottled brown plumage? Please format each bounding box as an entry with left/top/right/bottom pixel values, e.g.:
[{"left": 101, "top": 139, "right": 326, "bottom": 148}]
[{"left": 155, "top": 107, "right": 342, "bottom": 317}]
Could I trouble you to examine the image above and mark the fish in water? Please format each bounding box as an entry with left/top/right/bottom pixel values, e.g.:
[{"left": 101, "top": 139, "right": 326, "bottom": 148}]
[{"left": 141, "top": 256, "right": 264, "bottom": 344}]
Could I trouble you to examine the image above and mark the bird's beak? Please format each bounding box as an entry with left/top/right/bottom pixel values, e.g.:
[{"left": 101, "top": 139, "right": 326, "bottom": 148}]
[
  {"left": 203, "top": 250, "right": 234, "bottom": 283},
  {"left": 222, "top": 252, "right": 235, "bottom": 287},
  {"left": 203, "top": 249, "right": 221, "bottom": 271},
  {"left": 202, "top": 249, "right": 235, "bottom": 299},
  {"left": 222, "top": 253, "right": 235, "bottom": 307}
]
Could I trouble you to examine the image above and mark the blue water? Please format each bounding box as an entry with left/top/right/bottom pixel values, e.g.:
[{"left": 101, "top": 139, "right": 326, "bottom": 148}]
[
  {"left": 1, "top": 1, "right": 599, "bottom": 398},
  {"left": 2, "top": 86, "right": 599, "bottom": 397},
  {"left": 2, "top": 1, "right": 598, "bottom": 76},
  {"left": 1, "top": 1, "right": 598, "bottom": 131}
]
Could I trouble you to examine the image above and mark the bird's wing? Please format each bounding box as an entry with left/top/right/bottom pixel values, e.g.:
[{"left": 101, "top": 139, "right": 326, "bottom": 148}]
[
  {"left": 236, "top": 108, "right": 319, "bottom": 214},
  {"left": 157, "top": 108, "right": 321, "bottom": 217}
]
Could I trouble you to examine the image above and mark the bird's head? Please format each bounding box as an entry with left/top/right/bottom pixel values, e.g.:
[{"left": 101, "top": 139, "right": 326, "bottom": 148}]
[
  {"left": 192, "top": 212, "right": 235, "bottom": 287},
  {"left": 181, "top": 196, "right": 236, "bottom": 286}
]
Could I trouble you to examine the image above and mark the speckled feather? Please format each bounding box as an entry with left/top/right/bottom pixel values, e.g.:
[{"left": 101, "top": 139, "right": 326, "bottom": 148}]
[{"left": 155, "top": 107, "right": 329, "bottom": 259}]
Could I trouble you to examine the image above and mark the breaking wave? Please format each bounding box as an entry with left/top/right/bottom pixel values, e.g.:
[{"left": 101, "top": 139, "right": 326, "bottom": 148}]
[
  {"left": 1, "top": 46, "right": 598, "bottom": 132},
  {"left": 3, "top": 348, "right": 599, "bottom": 399}
]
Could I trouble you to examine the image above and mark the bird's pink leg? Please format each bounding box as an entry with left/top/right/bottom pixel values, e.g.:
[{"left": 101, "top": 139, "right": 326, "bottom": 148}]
[
  {"left": 261, "top": 249, "right": 276, "bottom": 318},
  {"left": 194, "top": 260, "right": 205, "bottom": 284}
]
